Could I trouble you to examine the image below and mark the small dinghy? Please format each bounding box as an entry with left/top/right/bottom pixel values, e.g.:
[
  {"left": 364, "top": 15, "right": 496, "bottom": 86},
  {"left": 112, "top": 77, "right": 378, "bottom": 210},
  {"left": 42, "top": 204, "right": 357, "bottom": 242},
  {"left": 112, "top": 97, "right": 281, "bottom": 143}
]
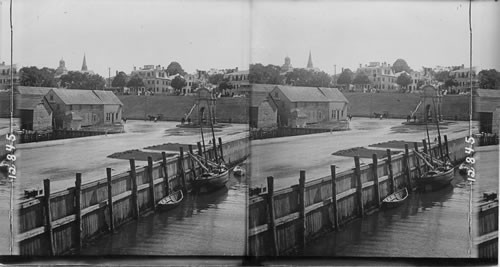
[
  {"left": 382, "top": 188, "right": 408, "bottom": 209},
  {"left": 157, "top": 189, "right": 183, "bottom": 211},
  {"left": 233, "top": 165, "right": 245, "bottom": 176}
]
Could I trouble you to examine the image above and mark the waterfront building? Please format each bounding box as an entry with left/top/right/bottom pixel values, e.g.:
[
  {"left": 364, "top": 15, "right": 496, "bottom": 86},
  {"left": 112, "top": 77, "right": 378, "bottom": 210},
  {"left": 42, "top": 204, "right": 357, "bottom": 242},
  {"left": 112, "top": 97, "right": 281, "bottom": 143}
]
[
  {"left": 0, "top": 61, "right": 19, "bottom": 90},
  {"left": 250, "top": 84, "right": 278, "bottom": 129},
  {"left": 45, "top": 88, "right": 123, "bottom": 130},
  {"left": 16, "top": 86, "right": 54, "bottom": 131},
  {"left": 474, "top": 88, "right": 500, "bottom": 134},
  {"left": 269, "top": 85, "right": 349, "bottom": 127}
]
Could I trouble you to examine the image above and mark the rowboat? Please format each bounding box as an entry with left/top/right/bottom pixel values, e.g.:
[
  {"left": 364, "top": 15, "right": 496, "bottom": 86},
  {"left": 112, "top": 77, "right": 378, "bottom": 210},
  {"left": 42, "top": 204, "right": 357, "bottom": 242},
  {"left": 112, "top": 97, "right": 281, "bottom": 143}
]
[
  {"left": 192, "top": 166, "right": 229, "bottom": 193},
  {"left": 416, "top": 165, "right": 455, "bottom": 191},
  {"left": 233, "top": 165, "right": 245, "bottom": 176},
  {"left": 157, "top": 190, "right": 183, "bottom": 211},
  {"left": 382, "top": 188, "right": 408, "bottom": 209}
]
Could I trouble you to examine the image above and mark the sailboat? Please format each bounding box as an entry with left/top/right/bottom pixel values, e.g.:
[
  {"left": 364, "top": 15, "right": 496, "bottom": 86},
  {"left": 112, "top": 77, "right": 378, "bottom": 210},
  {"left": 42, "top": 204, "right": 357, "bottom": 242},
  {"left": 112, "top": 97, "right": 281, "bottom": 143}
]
[
  {"left": 414, "top": 95, "right": 454, "bottom": 190},
  {"left": 188, "top": 94, "right": 229, "bottom": 193}
]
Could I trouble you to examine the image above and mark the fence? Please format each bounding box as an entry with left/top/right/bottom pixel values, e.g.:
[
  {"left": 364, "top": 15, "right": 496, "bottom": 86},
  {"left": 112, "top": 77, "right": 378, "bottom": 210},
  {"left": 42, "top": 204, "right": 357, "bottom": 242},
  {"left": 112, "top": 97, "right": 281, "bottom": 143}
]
[
  {"left": 17, "top": 137, "right": 249, "bottom": 255},
  {"left": 250, "top": 127, "right": 334, "bottom": 140},
  {"left": 476, "top": 197, "right": 498, "bottom": 258},
  {"left": 19, "top": 129, "right": 122, "bottom": 144},
  {"left": 248, "top": 135, "right": 467, "bottom": 256}
]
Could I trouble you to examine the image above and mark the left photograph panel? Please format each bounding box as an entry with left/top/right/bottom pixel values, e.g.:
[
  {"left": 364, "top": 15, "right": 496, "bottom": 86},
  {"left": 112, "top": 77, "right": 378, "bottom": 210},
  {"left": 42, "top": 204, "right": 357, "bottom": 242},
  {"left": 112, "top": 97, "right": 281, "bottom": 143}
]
[{"left": 1, "top": 0, "right": 250, "bottom": 257}]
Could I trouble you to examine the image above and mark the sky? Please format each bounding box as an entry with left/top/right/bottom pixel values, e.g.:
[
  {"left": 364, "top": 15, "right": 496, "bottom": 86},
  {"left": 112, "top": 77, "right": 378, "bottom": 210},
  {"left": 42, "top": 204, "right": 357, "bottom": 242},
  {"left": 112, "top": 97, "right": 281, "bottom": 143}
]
[{"left": 0, "top": 0, "right": 499, "bottom": 77}]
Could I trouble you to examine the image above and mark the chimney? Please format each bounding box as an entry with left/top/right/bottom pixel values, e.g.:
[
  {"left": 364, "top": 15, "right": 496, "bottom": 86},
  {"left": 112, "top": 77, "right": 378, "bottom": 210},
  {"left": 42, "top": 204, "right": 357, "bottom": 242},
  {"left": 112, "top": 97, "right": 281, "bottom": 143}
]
[
  {"left": 359, "top": 64, "right": 362, "bottom": 68},
  {"left": 134, "top": 66, "right": 136, "bottom": 71},
  {"left": 116, "top": 70, "right": 118, "bottom": 76},
  {"left": 341, "top": 67, "right": 344, "bottom": 73}
]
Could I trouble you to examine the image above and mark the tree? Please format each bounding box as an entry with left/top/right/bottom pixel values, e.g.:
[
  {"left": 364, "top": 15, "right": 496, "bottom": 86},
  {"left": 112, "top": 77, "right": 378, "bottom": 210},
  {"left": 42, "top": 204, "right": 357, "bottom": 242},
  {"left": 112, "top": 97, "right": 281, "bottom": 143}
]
[
  {"left": 434, "top": 71, "right": 450, "bottom": 83},
  {"left": 396, "top": 73, "right": 412, "bottom": 90},
  {"left": 208, "top": 73, "right": 224, "bottom": 86},
  {"left": 337, "top": 69, "right": 353, "bottom": 86},
  {"left": 392, "top": 59, "right": 412, "bottom": 73},
  {"left": 126, "top": 75, "right": 145, "bottom": 88},
  {"left": 59, "top": 71, "right": 106, "bottom": 90},
  {"left": 166, "top": 62, "right": 186, "bottom": 76},
  {"left": 283, "top": 68, "right": 331, "bottom": 87},
  {"left": 20, "top": 66, "right": 57, "bottom": 87},
  {"left": 249, "top": 64, "right": 283, "bottom": 84},
  {"left": 352, "top": 72, "right": 371, "bottom": 85},
  {"left": 444, "top": 78, "right": 458, "bottom": 89},
  {"left": 191, "top": 82, "right": 199, "bottom": 91},
  {"left": 171, "top": 76, "right": 187, "bottom": 92},
  {"left": 112, "top": 71, "right": 128, "bottom": 88},
  {"left": 478, "top": 69, "right": 500, "bottom": 89}
]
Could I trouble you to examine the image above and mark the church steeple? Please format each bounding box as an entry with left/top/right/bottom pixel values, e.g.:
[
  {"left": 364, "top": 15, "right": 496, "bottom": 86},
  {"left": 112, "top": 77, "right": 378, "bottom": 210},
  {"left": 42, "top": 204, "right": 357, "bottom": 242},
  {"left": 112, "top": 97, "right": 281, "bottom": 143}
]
[
  {"left": 81, "top": 54, "right": 88, "bottom": 71},
  {"left": 307, "top": 51, "right": 313, "bottom": 69}
]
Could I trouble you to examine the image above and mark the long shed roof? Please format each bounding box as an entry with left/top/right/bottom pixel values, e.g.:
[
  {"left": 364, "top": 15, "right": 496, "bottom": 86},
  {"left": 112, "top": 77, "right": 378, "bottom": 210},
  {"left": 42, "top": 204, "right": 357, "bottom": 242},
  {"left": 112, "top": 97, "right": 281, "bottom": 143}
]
[{"left": 275, "top": 85, "right": 348, "bottom": 103}]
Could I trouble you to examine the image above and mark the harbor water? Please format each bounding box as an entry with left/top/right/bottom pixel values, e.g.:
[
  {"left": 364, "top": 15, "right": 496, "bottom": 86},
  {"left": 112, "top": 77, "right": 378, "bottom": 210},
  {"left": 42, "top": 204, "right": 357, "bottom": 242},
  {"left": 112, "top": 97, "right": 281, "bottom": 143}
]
[{"left": 80, "top": 171, "right": 247, "bottom": 255}]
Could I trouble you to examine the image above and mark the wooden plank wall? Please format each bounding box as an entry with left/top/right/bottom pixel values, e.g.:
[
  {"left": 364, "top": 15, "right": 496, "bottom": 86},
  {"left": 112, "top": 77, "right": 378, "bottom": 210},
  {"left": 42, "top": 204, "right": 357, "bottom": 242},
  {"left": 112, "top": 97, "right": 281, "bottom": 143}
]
[
  {"left": 17, "top": 137, "right": 249, "bottom": 255},
  {"left": 248, "top": 136, "right": 467, "bottom": 256}
]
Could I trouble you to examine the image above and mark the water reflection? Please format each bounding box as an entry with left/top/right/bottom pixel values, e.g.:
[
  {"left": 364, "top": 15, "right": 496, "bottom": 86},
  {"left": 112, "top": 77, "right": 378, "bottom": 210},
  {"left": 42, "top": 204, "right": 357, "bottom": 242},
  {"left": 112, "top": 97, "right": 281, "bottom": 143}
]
[
  {"left": 305, "top": 171, "right": 473, "bottom": 257},
  {"left": 81, "top": 173, "right": 245, "bottom": 256}
]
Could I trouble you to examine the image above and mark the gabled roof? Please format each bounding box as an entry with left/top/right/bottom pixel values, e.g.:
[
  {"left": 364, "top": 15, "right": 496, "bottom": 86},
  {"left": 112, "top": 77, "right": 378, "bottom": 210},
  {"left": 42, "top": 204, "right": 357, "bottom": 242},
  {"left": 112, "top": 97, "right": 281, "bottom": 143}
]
[
  {"left": 17, "top": 95, "right": 45, "bottom": 110},
  {"left": 474, "top": 89, "right": 500, "bottom": 98},
  {"left": 274, "top": 85, "right": 348, "bottom": 103},
  {"left": 16, "top": 86, "right": 56, "bottom": 95},
  {"left": 93, "top": 90, "right": 123, "bottom": 105},
  {"left": 251, "top": 84, "right": 277, "bottom": 93},
  {"left": 49, "top": 89, "right": 102, "bottom": 105}
]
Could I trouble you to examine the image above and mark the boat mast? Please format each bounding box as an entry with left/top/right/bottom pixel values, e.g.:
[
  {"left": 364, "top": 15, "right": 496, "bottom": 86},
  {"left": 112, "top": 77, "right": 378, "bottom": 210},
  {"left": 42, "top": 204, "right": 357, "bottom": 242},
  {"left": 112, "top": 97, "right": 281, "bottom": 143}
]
[
  {"left": 200, "top": 107, "right": 208, "bottom": 166},
  {"left": 432, "top": 96, "right": 444, "bottom": 160},
  {"left": 207, "top": 96, "right": 219, "bottom": 164},
  {"left": 424, "top": 102, "right": 434, "bottom": 168}
]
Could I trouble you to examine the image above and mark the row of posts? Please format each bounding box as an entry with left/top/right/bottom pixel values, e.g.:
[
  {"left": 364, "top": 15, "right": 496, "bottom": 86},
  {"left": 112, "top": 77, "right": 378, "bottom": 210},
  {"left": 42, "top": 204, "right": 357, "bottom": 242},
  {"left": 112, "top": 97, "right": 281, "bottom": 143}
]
[
  {"left": 40, "top": 137, "right": 225, "bottom": 256},
  {"left": 263, "top": 135, "right": 450, "bottom": 256}
]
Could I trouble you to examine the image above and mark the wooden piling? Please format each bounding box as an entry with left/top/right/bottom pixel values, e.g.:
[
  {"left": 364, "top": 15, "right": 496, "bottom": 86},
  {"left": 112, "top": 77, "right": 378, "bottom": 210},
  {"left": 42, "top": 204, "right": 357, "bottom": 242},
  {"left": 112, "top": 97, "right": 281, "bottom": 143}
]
[
  {"left": 212, "top": 137, "right": 219, "bottom": 164},
  {"left": 422, "top": 139, "right": 428, "bottom": 155},
  {"left": 371, "top": 154, "right": 381, "bottom": 207},
  {"left": 179, "top": 147, "right": 187, "bottom": 192},
  {"left": 298, "top": 170, "right": 306, "bottom": 253},
  {"left": 188, "top": 145, "right": 197, "bottom": 179},
  {"left": 162, "top": 152, "right": 170, "bottom": 194},
  {"left": 218, "top": 137, "right": 224, "bottom": 162},
  {"left": 414, "top": 142, "right": 422, "bottom": 178},
  {"left": 404, "top": 144, "right": 412, "bottom": 189},
  {"left": 43, "top": 179, "right": 55, "bottom": 256},
  {"left": 197, "top": 141, "right": 203, "bottom": 160},
  {"left": 444, "top": 135, "right": 450, "bottom": 160},
  {"left": 330, "top": 165, "right": 339, "bottom": 229},
  {"left": 354, "top": 156, "right": 364, "bottom": 217},
  {"left": 266, "top": 176, "right": 278, "bottom": 256},
  {"left": 106, "top": 168, "right": 114, "bottom": 232},
  {"left": 147, "top": 156, "right": 156, "bottom": 211},
  {"left": 386, "top": 149, "right": 395, "bottom": 193},
  {"left": 129, "top": 159, "right": 139, "bottom": 219},
  {"left": 75, "top": 173, "right": 82, "bottom": 251},
  {"left": 438, "top": 135, "right": 444, "bottom": 160}
]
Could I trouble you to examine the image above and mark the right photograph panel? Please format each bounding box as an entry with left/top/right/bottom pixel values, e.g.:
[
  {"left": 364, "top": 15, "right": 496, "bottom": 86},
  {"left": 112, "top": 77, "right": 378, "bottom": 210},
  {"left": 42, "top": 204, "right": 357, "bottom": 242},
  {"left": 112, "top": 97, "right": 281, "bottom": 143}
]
[{"left": 247, "top": 0, "right": 499, "bottom": 262}]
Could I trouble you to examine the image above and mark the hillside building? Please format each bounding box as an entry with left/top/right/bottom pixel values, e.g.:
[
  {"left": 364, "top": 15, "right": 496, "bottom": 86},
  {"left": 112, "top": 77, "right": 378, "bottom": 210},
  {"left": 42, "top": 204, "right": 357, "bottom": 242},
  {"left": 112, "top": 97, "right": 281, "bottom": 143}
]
[
  {"left": 0, "top": 62, "right": 19, "bottom": 90},
  {"left": 130, "top": 65, "right": 173, "bottom": 95},
  {"left": 449, "top": 66, "right": 478, "bottom": 93}
]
